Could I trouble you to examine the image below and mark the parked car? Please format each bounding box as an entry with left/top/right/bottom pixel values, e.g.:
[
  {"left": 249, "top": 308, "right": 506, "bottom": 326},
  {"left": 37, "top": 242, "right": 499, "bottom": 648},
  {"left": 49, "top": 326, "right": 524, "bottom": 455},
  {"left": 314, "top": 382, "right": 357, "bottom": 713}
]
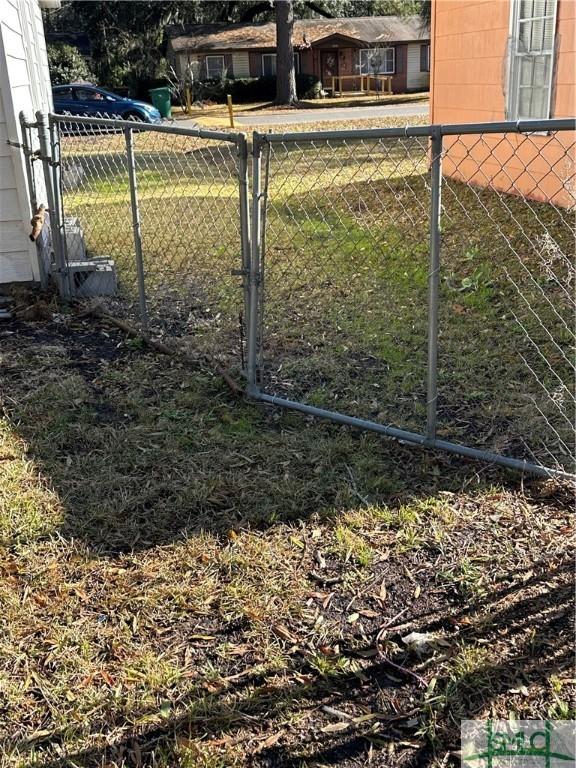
[{"left": 52, "top": 84, "right": 162, "bottom": 123}]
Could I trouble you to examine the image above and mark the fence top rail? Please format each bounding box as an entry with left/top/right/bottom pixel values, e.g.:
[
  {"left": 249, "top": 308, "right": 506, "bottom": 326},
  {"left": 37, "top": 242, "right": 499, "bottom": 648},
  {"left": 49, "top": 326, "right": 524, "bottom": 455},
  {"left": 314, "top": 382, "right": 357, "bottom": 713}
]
[
  {"left": 254, "top": 117, "right": 576, "bottom": 144},
  {"left": 48, "top": 112, "right": 243, "bottom": 143}
]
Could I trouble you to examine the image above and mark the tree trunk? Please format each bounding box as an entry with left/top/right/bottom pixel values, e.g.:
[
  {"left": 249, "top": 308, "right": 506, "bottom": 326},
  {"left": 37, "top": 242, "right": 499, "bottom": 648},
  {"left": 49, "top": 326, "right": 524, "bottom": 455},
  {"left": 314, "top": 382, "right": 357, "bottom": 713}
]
[{"left": 275, "top": 0, "right": 297, "bottom": 105}]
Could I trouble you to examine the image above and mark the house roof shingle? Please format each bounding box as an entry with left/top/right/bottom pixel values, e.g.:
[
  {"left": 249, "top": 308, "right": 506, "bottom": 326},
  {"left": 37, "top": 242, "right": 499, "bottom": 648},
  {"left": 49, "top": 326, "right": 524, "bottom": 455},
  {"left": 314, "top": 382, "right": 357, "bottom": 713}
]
[{"left": 167, "top": 16, "right": 429, "bottom": 53}]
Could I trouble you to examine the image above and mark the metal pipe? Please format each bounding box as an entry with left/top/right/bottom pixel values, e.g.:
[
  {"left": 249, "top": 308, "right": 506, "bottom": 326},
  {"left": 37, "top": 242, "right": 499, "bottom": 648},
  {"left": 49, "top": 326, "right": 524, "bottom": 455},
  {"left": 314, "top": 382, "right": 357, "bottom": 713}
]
[
  {"left": 246, "top": 134, "right": 263, "bottom": 394},
  {"left": 251, "top": 392, "right": 574, "bottom": 480},
  {"left": 255, "top": 126, "right": 432, "bottom": 144},
  {"left": 426, "top": 129, "right": 443, "bottom": 440},
  {"left": 49, "top": 113, "right": 240, "bottom": 142},
  {"left": 19, "top": 113, "right": 48, "bottom": 289},
  {"left": 258, "top": 141, "right": 272, "bottom": 373},
  {"left": 254, "top": 118, "right": 575, "bottom": 145},
  {"left": 439, "top": 118, "right": 576, "bottom": 135},
  {"left": 236, "top": 133, "right": 251, "bottom": 370},
  {"left": 19, "top": 112, "right": 38, "bottom": 210},
  {"left": 36, "top": 111, "right": 68, "bottom": 298},
  {"left": 124, "top": 126, "right": 149, "bottom": 333},
  {"left": 47, "top": 114, "right": 72, "bottom": 298}
]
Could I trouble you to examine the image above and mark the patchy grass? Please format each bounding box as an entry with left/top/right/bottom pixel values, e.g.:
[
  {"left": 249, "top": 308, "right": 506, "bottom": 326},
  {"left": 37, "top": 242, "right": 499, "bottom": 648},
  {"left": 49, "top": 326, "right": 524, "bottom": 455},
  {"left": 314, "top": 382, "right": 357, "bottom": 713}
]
[
  {"left": 2, "top": 114, "right": 572, "bottom": 766},
  {"left": 0, "top": 310, "right": 573, "bottom": 768}
]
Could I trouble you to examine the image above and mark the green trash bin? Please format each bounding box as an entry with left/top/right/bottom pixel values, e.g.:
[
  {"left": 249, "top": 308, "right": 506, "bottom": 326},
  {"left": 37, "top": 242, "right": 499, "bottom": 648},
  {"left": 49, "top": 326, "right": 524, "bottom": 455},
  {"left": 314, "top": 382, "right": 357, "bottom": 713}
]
[{"left": 149, "top": 86, "right": 171, "bottom": 119}]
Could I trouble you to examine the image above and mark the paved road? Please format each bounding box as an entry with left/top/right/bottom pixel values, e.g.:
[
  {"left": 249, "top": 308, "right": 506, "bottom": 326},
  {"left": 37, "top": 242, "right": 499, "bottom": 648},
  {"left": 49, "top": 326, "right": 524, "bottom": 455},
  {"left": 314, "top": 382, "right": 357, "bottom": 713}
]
[{"left": 233, "top": 101, "right": 429, "bottom": 126}]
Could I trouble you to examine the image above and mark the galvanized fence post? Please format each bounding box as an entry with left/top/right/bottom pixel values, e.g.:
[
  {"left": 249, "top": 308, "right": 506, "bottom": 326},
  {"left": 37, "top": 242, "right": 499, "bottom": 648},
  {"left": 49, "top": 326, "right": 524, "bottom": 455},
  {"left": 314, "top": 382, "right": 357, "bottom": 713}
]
[
  {"left": 246, "top": 133, "right": 264, "bottom": 395},
  {"left": 36, "top": 111, "right": 70, "bottom": 298},
  {"left": 124, "top": 125, "right": 149, "bottom": 333},
  {"left": 426, "top": 127, "right": 443, "bottom": 442},
  {"left": 236, "top": 132, "right": 251, "bottom": 371},
  {"left": 49, "top": 114, "right": 73, "bottom": 298}
]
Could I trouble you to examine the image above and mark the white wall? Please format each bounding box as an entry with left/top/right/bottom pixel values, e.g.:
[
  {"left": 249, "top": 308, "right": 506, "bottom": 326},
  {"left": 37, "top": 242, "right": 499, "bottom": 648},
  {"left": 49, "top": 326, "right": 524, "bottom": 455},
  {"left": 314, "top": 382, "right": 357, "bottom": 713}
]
[
  {"left": 407, "top": 42, "right": 429, "bottom": 92},
  {"left": 0, "top": 0, "right": 52, "bottom": 284}
]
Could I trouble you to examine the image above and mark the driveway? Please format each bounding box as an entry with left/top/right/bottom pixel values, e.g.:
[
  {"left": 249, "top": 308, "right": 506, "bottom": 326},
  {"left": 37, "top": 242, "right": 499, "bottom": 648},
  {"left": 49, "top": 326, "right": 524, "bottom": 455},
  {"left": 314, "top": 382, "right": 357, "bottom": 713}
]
[{"left": 234, "top": 100, "right": 429, "bottom": 126}]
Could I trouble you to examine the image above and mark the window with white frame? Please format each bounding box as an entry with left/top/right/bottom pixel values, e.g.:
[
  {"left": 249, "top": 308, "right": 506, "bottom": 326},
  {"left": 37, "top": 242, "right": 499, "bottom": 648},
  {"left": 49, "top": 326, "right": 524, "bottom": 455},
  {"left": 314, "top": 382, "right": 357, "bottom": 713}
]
[
  {"left": 261, "top": 52, "right": 301, "bottom": 77},
  {"left": 205, "top": 55, "right": 225, "bottom": 79},
  {"left": 359, "top": 48, "right": 395, "bottom": 75},
  {"left": 507, "top": 0, "right": 558, "bottom": 120}
]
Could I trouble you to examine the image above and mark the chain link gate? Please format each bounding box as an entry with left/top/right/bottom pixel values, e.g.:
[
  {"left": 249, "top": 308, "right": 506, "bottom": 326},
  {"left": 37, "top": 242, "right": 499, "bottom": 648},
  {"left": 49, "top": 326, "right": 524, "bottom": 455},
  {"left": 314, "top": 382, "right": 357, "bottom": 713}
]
[
  {"left": 246, "top": 120, "right": 575, "bottom": 481},
  {"left": 28, "top": 112, "right": 250, "bottom": 374}
]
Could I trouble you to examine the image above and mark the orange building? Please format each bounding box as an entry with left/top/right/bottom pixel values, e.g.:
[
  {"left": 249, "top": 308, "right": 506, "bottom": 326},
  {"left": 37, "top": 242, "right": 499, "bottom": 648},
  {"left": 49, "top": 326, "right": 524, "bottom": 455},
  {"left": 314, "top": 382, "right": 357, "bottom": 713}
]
[{"left": 430, "top": 0, "right": 575, "bottom": 206}]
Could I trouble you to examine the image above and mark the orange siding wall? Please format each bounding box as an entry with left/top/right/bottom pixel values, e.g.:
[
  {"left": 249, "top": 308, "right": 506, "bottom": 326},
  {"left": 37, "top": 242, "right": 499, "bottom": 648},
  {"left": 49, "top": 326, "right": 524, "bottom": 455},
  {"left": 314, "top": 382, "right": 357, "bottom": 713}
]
[{"left": 431, "top": 0, "right": 575, "bottom": 206}]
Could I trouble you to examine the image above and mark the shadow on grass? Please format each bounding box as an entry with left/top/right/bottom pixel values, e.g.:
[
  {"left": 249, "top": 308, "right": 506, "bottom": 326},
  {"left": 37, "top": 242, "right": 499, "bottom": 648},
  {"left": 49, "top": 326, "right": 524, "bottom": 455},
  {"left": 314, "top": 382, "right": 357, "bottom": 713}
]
[
  {"left": 1, "top": 310, "right": 523, "bottom": 554},
  {"left": 22, "top": 557, "right": 573, "bottom": 768}
]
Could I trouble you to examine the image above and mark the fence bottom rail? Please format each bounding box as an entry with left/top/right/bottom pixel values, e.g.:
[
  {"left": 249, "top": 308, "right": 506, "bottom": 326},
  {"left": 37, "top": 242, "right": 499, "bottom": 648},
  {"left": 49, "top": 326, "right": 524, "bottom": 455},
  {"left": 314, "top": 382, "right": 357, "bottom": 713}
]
[{"left": 250, "top": 391, "right": 574, "bottom": 481}]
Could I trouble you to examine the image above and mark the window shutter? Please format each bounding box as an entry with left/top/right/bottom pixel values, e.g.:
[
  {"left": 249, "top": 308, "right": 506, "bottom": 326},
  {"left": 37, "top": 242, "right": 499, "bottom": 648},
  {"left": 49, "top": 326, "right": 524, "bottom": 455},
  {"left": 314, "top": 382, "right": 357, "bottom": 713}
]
[{"left": 420, "top": 44, "right": 427, "bottom": 72}]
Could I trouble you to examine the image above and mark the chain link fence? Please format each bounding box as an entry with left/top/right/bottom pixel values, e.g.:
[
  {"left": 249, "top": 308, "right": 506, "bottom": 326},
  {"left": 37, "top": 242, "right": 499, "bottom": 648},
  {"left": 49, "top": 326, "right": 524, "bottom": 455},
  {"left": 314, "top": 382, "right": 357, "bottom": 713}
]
[
  {"left": 48, "top": 114, "right": 249, "bottom": 371},
  {"left": 249, "top": 122, "right": 575, "bottom": 478},
  {"left": 19, "top": 114, "right": 575, "bottom": 478},
  {"left": 254, "top": 133, "right": 432, "bottom": 436}
]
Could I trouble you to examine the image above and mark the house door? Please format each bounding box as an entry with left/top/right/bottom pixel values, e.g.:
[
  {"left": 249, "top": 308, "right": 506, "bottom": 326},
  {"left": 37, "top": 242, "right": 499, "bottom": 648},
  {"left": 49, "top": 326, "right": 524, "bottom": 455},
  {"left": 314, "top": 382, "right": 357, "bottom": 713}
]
[{"left": 321, "top": 51, "right": 339, "bottom": 88}]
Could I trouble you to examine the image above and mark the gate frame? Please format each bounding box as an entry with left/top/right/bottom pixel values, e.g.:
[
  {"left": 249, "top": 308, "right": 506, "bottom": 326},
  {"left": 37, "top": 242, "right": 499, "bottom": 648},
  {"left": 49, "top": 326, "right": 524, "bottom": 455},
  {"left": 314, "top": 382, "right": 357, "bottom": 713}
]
[
  {"left": 40, "top": 113, "right": 250, "bottom": 361},
  {"left": 246, "top": 118, "right": 576, "bottom": 481}
]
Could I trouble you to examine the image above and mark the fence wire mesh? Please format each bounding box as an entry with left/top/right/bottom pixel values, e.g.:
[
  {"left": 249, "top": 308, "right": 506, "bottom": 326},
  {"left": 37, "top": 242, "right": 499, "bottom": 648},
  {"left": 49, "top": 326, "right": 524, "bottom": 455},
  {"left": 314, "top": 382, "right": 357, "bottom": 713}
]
[
  {"left": 257, "top": 134, "right": 432, "bottom": 435},
  {"left": 438, "top": 130, "right": 575, "bottom": 472},
  {"left": 255, "top": 126, "right": 575, "bottom": 475},
  {"left": 53, "top": 116, "right": 247, "bottom": 370}
]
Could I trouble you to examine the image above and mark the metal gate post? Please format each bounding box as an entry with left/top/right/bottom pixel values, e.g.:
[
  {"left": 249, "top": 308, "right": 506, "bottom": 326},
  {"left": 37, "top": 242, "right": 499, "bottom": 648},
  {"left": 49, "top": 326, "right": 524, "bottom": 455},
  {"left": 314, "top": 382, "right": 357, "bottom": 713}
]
[
  {"left": 36, "top": 111, "right": 70, "bottom": 298},
  {"left": 124, "top": 126, "right": 149, "bottom": 333},
  {"left": 246, "top": 133, "right": 264, "bottom": 395},
  {"left": 48, "top": 115, "right": 73, "bottom": 298},
  {"left": 426, "top": 127, "right": 443, "bottom": 441},
  {"left": 236, "top": 133, "right": 251, "bottom": 371}
]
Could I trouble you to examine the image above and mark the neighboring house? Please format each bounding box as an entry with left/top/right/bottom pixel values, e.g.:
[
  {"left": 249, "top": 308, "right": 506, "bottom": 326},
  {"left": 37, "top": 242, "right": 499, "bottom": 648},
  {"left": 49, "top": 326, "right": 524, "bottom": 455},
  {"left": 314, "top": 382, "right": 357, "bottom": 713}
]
[
  {"left": 430, "top": 0, "right": 575, "bottom": 206},
  {"left": 0, "top": 0, "right": 54, "bottom": 285},
  {"left": 167, "top": 16, "right": 430, "bottom": 94}
]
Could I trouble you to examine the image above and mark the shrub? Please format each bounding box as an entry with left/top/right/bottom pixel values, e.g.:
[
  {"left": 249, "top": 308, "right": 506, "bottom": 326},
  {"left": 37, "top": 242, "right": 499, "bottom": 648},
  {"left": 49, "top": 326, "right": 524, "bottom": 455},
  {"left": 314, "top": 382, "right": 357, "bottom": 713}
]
[
  {"left": 296, "top": 73, "right": 323, "bottom": 99},
  {"left": 47, "top": 43, "right": 93, "bottom": 86},
  {"left": 195, "top": 74, "right": 323, "bottom": 103}
]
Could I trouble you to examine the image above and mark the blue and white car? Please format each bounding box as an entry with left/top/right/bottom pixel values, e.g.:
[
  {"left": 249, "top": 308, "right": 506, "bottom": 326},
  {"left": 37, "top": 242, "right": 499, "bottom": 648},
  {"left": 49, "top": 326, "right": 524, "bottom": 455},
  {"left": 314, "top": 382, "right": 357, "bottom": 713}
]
[{"left": 52, "top": 84, "right": 162, "bottom": 123}]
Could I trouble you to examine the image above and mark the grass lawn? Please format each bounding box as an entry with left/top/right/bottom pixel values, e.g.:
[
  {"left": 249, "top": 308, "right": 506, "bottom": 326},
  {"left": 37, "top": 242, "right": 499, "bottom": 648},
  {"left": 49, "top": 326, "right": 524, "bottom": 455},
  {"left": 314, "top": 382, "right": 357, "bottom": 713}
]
[{"left": 1, "top": 115, "right": 574, "bottom": 767}]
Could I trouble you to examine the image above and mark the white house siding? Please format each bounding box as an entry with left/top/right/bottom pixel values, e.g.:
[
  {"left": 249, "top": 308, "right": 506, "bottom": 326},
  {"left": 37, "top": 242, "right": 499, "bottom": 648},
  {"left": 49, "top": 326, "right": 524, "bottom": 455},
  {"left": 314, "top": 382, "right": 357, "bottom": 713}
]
[
  {"left": 231, "top": 52, "right": 250, "bottom": 78},
  {"left": 0, "top": 0, "right": 52, "bottom": 284},
  {"left": 406, "top": 42, "right": 429, "bottom": 91}
]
